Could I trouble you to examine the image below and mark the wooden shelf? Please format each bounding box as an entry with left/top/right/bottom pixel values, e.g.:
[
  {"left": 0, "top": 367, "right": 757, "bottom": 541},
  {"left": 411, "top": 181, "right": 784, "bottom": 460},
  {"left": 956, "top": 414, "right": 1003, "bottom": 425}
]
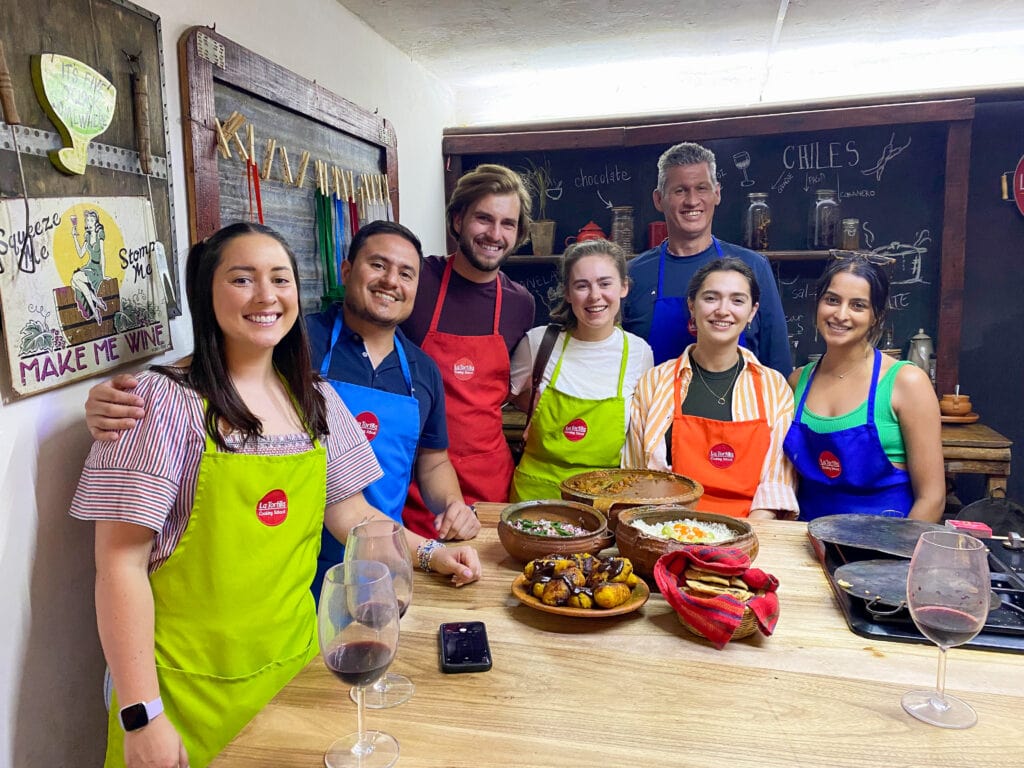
[{"left": 506, "top": 250, "right": 831, "bottom": 265}]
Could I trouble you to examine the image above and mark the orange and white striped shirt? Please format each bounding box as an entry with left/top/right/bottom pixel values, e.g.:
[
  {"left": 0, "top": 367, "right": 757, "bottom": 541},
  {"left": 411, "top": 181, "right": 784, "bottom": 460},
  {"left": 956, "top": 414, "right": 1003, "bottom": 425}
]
[{"left": 624, "top": 345, "right": 799, "bottom": 516}]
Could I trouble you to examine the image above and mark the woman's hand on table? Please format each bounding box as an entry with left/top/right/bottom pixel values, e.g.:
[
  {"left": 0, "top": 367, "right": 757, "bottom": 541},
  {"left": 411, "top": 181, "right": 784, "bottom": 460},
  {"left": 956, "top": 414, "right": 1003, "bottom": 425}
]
[
  {"left": 124, "top": 714, "right": 188, "bottom": 768},
  {"left": 436, "top": 501, "right": 481, "bottom": 541},
  {"left": 430, "top": 544, "right": 483, "bottom": 587}
]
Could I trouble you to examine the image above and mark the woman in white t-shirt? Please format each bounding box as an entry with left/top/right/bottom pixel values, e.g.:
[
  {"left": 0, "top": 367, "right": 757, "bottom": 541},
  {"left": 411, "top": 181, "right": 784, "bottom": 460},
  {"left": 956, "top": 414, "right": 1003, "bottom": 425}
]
[{"left": 509, "top": 239, "right": 654, "bottom": 501}]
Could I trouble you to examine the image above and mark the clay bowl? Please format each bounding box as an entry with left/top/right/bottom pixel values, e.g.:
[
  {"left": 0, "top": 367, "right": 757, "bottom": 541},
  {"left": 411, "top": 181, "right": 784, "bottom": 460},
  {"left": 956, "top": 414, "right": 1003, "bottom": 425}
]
[
  {"left": 614, "top": 505, "right": 758, "bottom": 579},
  {"left": 939, "top": 395, "right": 972, "bottom": 416},
  {"left": 559, "top": 469, "right": 703, "bottom": 532},
  {"left": 497, "top": 500, "right": 614, "bottom": 563}
]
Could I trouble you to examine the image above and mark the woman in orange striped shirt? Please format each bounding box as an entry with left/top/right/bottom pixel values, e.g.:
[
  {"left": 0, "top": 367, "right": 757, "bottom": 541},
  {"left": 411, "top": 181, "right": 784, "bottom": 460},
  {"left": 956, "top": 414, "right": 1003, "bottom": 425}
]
[{"left": 624, "top": 257, "right": 798, "bottom": 519}]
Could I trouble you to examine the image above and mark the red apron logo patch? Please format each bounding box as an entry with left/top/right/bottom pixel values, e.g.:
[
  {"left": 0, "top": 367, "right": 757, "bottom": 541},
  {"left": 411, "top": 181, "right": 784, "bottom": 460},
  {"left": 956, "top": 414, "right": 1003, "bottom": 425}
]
[
  {"left": 818, "top": 451, "right": 842, "bottom": 479},
  {"left": 452, "top": 357, "right": 475, "bottom": 381},
  {"left": 256, "top": 489, "right": 288, "bottom": 526},
  {"left": 708, "top": 443, "right": 735, "bottom": 469},
  {"left": 563, "top": 418, "right": 588, "bottom": 442},
  {"left": 355, "top": 411, "right": 380, "bottom": 442}
]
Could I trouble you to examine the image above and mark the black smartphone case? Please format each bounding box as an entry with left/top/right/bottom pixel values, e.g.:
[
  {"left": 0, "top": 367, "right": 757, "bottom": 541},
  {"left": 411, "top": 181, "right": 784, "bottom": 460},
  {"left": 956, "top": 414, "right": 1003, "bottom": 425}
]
[{"left": 439, "top": 621, "right": 492, "bottom": 673}]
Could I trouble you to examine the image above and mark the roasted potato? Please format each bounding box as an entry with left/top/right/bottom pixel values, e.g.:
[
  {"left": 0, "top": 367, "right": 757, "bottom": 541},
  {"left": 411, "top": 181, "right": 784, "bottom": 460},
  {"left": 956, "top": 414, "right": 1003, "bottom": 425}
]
[
  {"left": 593, "top": 581, "right": 631, "bottom": 609},
  {"left": 567, "top": 587, "right": 594, "bottom": 609},
  {"left": 541, "top": 577, "right": 572, "bottom": 606}
]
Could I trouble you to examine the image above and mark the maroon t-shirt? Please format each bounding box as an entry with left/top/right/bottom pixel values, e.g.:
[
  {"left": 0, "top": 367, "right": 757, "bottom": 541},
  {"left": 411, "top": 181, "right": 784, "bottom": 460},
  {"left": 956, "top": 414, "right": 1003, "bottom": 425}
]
[{"left": 401, "top": 255, "right": 536, "bottom": 355}]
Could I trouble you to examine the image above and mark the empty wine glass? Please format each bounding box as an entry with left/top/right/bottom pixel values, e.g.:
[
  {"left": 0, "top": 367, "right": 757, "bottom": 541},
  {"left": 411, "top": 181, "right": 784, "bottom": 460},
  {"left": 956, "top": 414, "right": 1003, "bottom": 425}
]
[
  {"left": 901, "top": 530, "right": 990, "bottom": 729},
  {"left": 345, "top": 520, "right": 415, "bottom": 708},
  {"left": 319, "top": 560, "right": 400, "bottom": 768},
  {"left": 733, "top": 151, "right": 755, "bottom": 187}
]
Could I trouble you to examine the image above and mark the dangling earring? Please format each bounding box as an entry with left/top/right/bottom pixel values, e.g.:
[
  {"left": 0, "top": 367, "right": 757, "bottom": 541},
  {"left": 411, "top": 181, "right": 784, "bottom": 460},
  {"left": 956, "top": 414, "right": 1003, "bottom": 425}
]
[{"left": 687, "top": 316, "right": 697, "bottom": 335}]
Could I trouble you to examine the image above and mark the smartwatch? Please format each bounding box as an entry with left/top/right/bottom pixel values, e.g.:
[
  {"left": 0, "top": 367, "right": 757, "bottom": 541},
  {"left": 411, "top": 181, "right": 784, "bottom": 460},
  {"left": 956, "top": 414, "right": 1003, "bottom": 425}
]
[{"left": 119, "top": 697, "right": 163, "bottom": 732}]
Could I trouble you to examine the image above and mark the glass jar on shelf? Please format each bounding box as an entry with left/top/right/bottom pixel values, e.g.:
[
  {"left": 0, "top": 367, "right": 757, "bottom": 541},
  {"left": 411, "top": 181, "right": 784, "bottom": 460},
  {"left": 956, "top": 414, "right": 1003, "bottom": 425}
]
[
  {"left": 610, "top": 205, "right": 634, "bottom": 253},
  {"left": 807, "top": 189, "right": 839, "bottom": 249},
  {"left": 743, "top": 192, "right": 771, "bottom": 251}
]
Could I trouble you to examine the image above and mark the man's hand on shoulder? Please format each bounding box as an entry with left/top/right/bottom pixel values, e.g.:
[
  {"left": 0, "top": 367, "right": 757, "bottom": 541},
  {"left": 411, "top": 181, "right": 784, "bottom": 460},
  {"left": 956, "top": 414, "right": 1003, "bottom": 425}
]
[{"left": 86, "top": 373, "right": 146, "bottom": 441}]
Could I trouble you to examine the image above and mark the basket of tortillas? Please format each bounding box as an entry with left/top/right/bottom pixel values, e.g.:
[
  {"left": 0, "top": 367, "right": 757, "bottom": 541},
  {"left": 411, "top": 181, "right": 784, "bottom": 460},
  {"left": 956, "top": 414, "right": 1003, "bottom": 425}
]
[{"left": 653, "top": 546, "right": 780, "bottom": 649}]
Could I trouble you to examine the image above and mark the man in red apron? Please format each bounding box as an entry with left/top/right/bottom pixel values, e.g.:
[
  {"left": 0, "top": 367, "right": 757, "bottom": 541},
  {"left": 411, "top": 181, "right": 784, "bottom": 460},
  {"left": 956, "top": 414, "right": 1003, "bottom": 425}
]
[
  {"left": 401, "top": 165, "right": 536, "bottom": 536},
  {"left": 622, "top": 141, "right": 792, "bottom": 375}
]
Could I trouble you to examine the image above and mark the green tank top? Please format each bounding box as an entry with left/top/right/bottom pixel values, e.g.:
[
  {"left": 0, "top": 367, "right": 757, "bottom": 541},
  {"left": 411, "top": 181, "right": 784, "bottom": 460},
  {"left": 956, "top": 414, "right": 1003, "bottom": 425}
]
[{"left": 794, "top": 359, "right": 911, "bottom": 464}]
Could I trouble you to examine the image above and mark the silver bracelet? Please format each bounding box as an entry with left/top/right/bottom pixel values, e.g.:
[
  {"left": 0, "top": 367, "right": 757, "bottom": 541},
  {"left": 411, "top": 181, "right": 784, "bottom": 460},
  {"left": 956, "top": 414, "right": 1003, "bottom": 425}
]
[{"left": 416, "top": 539, "right": 445, "bottom": 572}]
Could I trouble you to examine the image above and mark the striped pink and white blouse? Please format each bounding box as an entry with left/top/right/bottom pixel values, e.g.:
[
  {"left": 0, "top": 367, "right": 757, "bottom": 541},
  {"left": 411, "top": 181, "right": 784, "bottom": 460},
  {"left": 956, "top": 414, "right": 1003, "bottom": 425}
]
[{"left": 70, "top": 371, "right": 383, "bottom": 572}]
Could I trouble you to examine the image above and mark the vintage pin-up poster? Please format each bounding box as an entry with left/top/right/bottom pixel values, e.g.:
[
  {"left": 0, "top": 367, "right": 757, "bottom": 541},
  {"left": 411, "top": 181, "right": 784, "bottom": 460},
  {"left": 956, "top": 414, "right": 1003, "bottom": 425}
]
[{"left": 0, "top": 196, "right": 172, "bottom": 396}]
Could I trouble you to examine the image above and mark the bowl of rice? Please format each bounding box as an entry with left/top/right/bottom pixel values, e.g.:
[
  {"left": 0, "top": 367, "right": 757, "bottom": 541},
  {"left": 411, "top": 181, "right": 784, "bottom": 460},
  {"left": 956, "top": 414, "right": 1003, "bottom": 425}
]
[
  {"left": 614, "top": 506, "right": 758, "bottom": 578},
  {"left": 498, "top": 500, "right": 614, "bottom": 563}
]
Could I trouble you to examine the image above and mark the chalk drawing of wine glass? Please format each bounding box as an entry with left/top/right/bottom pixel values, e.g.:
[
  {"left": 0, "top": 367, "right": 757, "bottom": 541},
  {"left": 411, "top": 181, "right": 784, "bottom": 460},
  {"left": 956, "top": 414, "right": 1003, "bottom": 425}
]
[{"left": 733, "top": 151, "right": 755, "bottom": 187}]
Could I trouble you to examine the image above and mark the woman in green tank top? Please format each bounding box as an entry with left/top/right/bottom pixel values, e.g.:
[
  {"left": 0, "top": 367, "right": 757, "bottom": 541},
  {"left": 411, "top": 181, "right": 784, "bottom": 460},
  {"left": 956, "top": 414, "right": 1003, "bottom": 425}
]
[{"left": 782, "top": 255, "right": 944, "bottom": 522}]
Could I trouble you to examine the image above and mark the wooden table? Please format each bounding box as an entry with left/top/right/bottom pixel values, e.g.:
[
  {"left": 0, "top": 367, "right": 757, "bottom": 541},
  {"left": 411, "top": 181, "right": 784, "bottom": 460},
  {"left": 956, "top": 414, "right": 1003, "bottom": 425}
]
[
  {"left": 212, "top": 505, "right": 1024, "bottom": 768},
  {"left": 941, "top": 422, "right": 1013, "bottom": 496}
]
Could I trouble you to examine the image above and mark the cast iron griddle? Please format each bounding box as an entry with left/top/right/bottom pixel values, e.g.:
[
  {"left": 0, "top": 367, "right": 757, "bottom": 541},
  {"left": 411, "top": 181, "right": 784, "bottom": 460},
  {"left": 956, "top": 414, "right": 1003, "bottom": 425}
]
[{"left": 807, "top": 514, "right": 944, "bottom": 558}]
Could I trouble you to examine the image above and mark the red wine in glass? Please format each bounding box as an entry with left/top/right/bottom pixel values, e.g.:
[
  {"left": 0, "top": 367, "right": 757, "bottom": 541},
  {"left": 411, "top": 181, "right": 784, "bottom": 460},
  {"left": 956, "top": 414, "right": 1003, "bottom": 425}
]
[
  {"left": 318, "top": 560, "right": 400, "bottom": 768},
  {"left": 325, "top": 641, "right": 394, "bottom": 688},
  {"left": 912, "top": 606, "right": 986, "bottom": 648}
]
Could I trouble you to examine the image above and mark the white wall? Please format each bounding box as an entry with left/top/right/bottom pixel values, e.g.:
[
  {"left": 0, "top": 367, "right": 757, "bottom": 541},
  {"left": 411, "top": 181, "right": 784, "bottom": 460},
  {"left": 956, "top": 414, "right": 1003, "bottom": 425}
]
[{"left": 0, "top": 1, "right": 453, "bottom": 765}]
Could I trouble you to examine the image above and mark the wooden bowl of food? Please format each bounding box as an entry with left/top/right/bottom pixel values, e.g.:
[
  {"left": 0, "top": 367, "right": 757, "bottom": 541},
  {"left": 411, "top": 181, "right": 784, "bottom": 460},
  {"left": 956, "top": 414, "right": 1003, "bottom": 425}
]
[
  {"left": 497, "top": 500, "right": 614, "bottom": 563},
  {"left": 615, "top": 506, "right": 758, "bottom": 579},
  {"left": 559, "top": 469, "right": 703, "bottom": 531}
]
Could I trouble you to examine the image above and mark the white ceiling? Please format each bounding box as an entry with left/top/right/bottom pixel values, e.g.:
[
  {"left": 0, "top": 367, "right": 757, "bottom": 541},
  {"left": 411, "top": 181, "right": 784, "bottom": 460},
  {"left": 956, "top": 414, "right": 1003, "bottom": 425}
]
[{"left": 338, "top": 0, "right": 1024, "bottom": 127}]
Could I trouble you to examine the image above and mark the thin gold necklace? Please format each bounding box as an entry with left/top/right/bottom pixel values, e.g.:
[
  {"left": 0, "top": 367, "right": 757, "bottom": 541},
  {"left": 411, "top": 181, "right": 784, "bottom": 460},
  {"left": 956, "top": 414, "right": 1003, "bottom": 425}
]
[
  {"left": 693, "top": 357, "right": 742, "bottom": 405},
  {"left": 823, "top": 347, "right": 870, "bottom": 380}
]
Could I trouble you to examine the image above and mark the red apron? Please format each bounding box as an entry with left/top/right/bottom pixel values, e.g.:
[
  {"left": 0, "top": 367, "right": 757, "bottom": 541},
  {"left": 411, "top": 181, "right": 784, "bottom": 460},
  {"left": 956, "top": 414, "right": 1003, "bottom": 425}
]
[
  {"left": 403, "top": 257, "right": 514, "bottom": 536},
  {"left": 671, "top": 357, "right": 770, "bottom": 518}
]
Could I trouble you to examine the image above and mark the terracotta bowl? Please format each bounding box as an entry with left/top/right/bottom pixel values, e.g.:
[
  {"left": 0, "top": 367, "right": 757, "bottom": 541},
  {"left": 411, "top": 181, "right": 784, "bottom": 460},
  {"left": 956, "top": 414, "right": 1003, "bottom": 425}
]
[
  {"left": 559, "top": 469, "right": 703, "bottom": 532},
  {"left": 497, "top": 500, "right": 614, "bottom": 563},
  {"left": 939, "top": 395, "right": 972, "bottom": 416},
  {"left": 614, "top": 506, "right": 758, "bottom": 579}
]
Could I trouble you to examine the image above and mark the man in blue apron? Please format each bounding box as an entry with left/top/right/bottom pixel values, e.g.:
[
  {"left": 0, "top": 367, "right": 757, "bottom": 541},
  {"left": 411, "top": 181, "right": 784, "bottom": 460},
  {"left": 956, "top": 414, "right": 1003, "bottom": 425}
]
[
  {"left": 622, "top": 141, "right": 792, "bottom": 375},
  {"left": 82, "top": 221, "right": 480, "bottom": 599},
  {"left": 306, "top": 221, "right": 478, "bottom": 595}
]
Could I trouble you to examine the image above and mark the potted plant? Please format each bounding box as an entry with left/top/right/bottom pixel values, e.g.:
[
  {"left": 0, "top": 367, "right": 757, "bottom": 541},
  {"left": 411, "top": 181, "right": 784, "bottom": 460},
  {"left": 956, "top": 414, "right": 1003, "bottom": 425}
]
[{"left": 520, "top": 158, "right": 556, "bottom": 256}]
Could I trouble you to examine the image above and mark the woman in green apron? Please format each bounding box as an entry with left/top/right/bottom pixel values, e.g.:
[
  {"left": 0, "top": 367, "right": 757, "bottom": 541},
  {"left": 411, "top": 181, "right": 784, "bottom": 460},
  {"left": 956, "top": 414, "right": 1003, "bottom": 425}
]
[
  {"left": 70, "top": 223, "right": 481, "bottom": 768},
  {"left": 508, "top": 239, "right": 654, "bottom": 501}
]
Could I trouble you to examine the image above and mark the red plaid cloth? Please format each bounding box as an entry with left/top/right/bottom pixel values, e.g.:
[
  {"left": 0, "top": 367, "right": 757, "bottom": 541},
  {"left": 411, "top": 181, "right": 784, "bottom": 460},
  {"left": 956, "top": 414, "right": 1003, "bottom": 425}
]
[{"left": 653, "top": 546, "right": 780, "bottom": 650}]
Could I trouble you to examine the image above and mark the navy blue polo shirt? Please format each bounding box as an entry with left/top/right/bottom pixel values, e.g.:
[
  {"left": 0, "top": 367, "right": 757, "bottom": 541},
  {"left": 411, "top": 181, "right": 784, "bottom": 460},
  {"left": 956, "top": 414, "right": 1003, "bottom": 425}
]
[{"left": 306, "top": 303, "right": 448, "bottom": 450}]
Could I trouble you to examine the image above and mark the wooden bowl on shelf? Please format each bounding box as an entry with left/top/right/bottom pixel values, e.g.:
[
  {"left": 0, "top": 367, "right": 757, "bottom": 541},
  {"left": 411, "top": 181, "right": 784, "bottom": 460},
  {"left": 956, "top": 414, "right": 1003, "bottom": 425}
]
[
  {"left": 497, "top": 500, "right": 614, "bottom": 563},
  {"left": 615, "top": 506, "right": 758, "bottom": 579},
  {"left": 559, "top": 469, "right": 703, "bottom": 532}
]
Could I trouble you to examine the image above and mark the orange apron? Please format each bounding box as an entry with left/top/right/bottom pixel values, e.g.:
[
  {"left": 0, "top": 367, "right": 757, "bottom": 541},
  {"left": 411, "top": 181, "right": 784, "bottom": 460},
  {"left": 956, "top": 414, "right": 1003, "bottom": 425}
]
[
  {"left": 403, "top": 257, "right": 514, "bottom": 536},
  {"left": 671, "top": 357, "right": 770, "bottom": 518}
]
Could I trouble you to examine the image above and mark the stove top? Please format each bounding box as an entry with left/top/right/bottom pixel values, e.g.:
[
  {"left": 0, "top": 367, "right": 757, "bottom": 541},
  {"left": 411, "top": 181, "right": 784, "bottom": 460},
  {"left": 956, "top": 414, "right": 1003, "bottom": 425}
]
[{"left": 809, "top": 532, "right": 1024, "bottom": 654}]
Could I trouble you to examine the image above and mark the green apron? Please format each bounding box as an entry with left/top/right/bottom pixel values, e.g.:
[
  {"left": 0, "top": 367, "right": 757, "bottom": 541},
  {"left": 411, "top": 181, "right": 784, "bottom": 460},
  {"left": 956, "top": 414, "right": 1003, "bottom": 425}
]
[
  {"left": 104, "top": 416, "right": 326, "bottom": 768},
  {"left": 510, "top": 332, "right": 629, "bottom": 502}
]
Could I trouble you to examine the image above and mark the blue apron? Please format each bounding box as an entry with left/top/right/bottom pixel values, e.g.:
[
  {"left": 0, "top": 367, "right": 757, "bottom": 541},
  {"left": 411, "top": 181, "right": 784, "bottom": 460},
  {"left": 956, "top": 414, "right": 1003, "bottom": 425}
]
[
  {"left": 783, "top": 349, "right": 914, "bottom": 521},
  {"left": 313, "top": 313, "right": 421, "bottom": 597},
  {"left": 648, "top": 237, "right": 749, "bottom": 365}
]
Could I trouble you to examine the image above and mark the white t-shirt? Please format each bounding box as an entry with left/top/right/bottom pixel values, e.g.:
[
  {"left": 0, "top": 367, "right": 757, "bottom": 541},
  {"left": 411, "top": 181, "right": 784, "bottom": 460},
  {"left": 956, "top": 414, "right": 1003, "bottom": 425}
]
[{"left": 510, "top": 326, "right": 654, "bottom": 426}]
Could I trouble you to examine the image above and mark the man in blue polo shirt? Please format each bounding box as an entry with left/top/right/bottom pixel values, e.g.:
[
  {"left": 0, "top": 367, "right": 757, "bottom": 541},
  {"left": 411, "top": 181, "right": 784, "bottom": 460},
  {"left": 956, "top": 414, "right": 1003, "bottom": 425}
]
[
  {"left": 83, "top": 221, "right": 480, "bottom": 595},
  {"left": 623, "top": 141, "right": 792, "bottom": 375}
]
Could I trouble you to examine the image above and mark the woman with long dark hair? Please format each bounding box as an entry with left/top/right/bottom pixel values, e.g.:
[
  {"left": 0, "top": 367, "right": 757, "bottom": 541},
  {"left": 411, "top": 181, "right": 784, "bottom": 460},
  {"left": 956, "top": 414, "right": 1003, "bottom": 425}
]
[
  {"left": 625, "top": 257, "right": 797, "bottom": 519},
  {"left": 783, "top": 254, "right": 944, "bottom": 521},
  {"left": 70, "top": 223, "right": 481, "bottom": 768}
]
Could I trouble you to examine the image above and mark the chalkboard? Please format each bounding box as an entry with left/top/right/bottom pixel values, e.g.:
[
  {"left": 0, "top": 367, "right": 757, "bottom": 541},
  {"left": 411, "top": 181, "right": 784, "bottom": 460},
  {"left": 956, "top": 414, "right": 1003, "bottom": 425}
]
[
  {"left": 180, "top": 27, "right": 399, "bottom": 316},
  {"left": 468, "top": 122, "right": 946, "bottom": 367}
]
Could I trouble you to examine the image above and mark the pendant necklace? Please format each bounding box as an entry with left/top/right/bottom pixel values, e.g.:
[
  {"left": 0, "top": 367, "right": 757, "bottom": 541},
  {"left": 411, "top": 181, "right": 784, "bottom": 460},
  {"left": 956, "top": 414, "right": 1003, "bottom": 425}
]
[
  {"left": 824, "top": 347, "right": 870, "bottom": 380},
  {"left": 694, "top": 357, "right": 742, "bottom": 406}
]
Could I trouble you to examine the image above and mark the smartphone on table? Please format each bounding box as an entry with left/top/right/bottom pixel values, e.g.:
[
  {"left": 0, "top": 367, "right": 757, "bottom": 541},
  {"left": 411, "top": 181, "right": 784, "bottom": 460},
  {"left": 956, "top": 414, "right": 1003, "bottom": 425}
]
[{"left": 438, "top": 621, "right": 492, "bottom": 673}]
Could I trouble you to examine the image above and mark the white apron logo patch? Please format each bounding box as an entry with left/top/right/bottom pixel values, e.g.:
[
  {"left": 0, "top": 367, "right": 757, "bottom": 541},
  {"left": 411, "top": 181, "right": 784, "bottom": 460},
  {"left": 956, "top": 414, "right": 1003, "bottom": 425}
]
[
  {"left": 818, "top": 451, "right": 842, "bottom": 479},
  {"left": 562, "top": 418, "right": 588, "bottom": 442},
  {"left": 355, "top": 411, "right": 380, "bottom": 442},
  {"left": 708, "top": 443, "right": 735, "bottom": 469},
  {"left": 256, "top": 489, "right": 288, "bottom": 526},
  {"left": 453, "top": 357, "right": 475, "bottom": 381}
]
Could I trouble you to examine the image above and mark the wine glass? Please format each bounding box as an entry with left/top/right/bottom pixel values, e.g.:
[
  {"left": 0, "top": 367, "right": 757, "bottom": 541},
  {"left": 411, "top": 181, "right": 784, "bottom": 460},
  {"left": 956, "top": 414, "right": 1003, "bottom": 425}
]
[
  {"left": 901, "top": 530, "right": 990, "bottom": 729},
  {"left": 318, "top": 560, "right": 400, "bottom": 768},
  {"left": 345, "top": 520, "right": 415, "bottom": 708},
  {"left": 733, "top": 151, "right": 755, "bottom": 187}
]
